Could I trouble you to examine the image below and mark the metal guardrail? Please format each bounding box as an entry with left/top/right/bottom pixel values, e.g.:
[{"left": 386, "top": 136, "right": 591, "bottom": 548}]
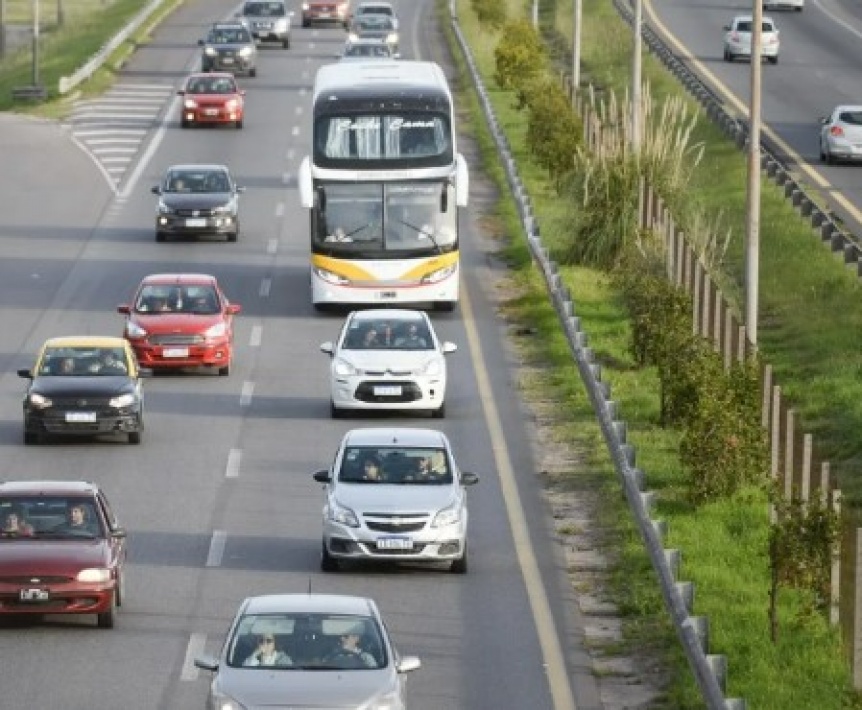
[
  {"left": 58, "top": 0, "right": 165, "bottom": 95},
  {"left": 447, "top": 1, "right": 746, "bottom": 708}
]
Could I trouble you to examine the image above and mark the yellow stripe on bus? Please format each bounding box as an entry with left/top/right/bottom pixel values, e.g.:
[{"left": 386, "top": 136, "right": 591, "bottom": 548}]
[{"left": 312, "top": 251, "right": 459, "bottom": 282}]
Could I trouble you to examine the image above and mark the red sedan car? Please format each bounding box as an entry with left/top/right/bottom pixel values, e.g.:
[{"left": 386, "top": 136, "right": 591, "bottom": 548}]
[
  {"left": 178, "top": 72, "right": 245, "bottom": 129},
  {"left": 118, "top": 273, "right": 241, "bottom": 376},
  {"left": 0, "top": 480, "right": 127, "bottom": 628}
]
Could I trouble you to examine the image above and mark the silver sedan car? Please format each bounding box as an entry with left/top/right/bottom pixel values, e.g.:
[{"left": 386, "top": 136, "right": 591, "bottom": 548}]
[
  {"left": 820, "top": 105, "right": 862, "bottom": 165},
  {"left": 313, "top": 427, "right": 479, "bottom": 573},
  {"left": 723, "top": 15, "right": 780, "bottom": 64},
  {"left": 195, "top": 594, "right": 421, "bottom": 710}
]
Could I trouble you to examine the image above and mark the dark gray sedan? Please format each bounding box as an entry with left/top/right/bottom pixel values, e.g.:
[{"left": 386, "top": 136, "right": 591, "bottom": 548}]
[
  {"left": 151, "top": 164, "right": 245, "bottom": 243},
  {"left": 195, "top": 594, "right": 421, "bottom": 709}
]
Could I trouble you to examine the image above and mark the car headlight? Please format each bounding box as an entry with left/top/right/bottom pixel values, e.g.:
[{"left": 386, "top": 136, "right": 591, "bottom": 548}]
[
  {"left": 432, "top": 503, "right": 461, "bottom": 528},
  {"left": 333, "top": 357, "right": 359, "bottom": 377},
  {"left": 109, "top": 393, "right": 138, "bottom": 409},
  {"left": 239, "top": 46, "right": 253, "bottom": 57},
  {"left": 157, "top": 199, "right": 175, "bottom": 215},
  {"left": 302, "top": 2, "right": 309, "bottom": 9},
  {"left": 28, "top": 392, "right": 52, "bottom": 409},
  {"left": 386, "top": 32, "right": 398, "bottom": 43},
  {"left": 204, "top": 46, "right": 217, "bottom": 56},
  {"left": 211, "top": 692, "right": 248, "bottom": 710},
  {"left": 183, "top": 99, "right": 198, "bottom": 109},
  {"left": 313, "top": 266, "right": 351, "bottom": 286},
  {"left": 329, "top": 500, "right": 359, "bottom": 527},
  {"left": 204, "top": 322, "right": 228, "bottom": 338},
  {"left": 77, "top": 568, "right": 111, "bottom": 583},
  {"left": 418, "top": 357, "right": 443, "bottom": 376},
  {"left": 274, "top": 19, "right": 288, "bottom": 30},
  {"left": 126, "top": 322, "right": 147, "bottom": 338},
  {"left": 225, "top": 99, "right": 240, "bottom": 111},
  {"left": 212, "top": 203, "right": 232, "bottom": 214},
  {"left": 421, "top": 264, "right": 457, "bottom": 284}
]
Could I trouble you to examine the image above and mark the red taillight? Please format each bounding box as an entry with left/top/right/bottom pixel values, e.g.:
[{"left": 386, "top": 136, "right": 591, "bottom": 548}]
[
  {"left": 830, "top": 126, "right": 845, "bottom": 137},
  {"left": 730, "top": 31, "right": 740, "bottom": 41}
]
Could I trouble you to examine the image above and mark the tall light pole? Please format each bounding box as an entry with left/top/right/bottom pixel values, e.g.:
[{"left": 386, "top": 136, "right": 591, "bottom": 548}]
[
  {"left": 572, "top": 0, "right": 581, "bottom": 102},
  {"left": 31, "top": 0, "right": 40, "bottom": 86},
  {"left": 631, "top": 0, "right": 643, "bottom": 154},
  {"left": 744, "top": 1, "right": 764, "bottom": 348}
]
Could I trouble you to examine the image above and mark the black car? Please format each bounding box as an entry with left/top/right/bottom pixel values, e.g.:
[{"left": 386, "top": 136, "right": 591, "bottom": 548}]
[
  {"left": 236, "top": 0, "right": 293, "bottom": 48},
  {"left": 18, "top": 337, "right": 147, "bottom": 445},
  {"left": 199, "top": 21, "right": 258, "bottom": 76},
  {"left": 152, "top": 164, "right": 245, "bottom": 242}
]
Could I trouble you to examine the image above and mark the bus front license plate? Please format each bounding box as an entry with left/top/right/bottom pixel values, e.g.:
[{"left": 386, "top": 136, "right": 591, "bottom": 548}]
[{"left": 377, "top": 291, "right": 396, "bottom": 300}]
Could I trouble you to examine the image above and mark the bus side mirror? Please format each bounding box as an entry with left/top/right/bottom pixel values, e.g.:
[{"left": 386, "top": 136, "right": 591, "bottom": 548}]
[
  {"left": 316, "top": 186, "right": 327, "bottom": 212},
  {"left": 440, "top": 186, "right": 448, "bottom": 213}
]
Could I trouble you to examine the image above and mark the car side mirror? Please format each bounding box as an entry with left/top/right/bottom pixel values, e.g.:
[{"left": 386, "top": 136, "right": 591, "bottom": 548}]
[
  {"left": 240, "top": 90, "right": 247, "bottom": 96},
  {"left": 320, "top": 342, "right": 334, "bottom": 355},
  {"left": 198, "top": 38, "right": 205, "bottom": 46},
  {"left": 442, "top": 342, "right": 457, "bottom": 354},
  {"left": 117, "top": 304, "right": 131, "bottom": 315},
  {"left": 313, "top": 469, "right": 332, "bottom": 483},
  {"left": 236, "top": 186, "right": 247, "bottom": 194},
  {"left": 393, "top": 52, "right": 400, "bottom": 59},
  {"left": 111, "top": 527, "right": 128, "bottom": 539},
  {"left": 151, "top": 185, "right": 161, "bottom": 195},
  {"left": 460, "top": 472, "right": 479, "bottom": 486},
  {"left": 723, "top": 24, "right": 730, "bottom": 30},
  {"left": 177, "top": 89, "right": 186, "bottom": 96},
  {"left": 194, "top": 656, "right": 220, "bottom": 673},
  {"left": 17, "top": 368, "right": 33, "bottom": 379}
]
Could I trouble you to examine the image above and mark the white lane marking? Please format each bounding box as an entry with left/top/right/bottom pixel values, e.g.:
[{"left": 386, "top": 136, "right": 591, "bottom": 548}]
[
  {"left": 295, "top": 106, "right": 303, "bottom": 116},
  {"left": 260, "top": 278, "right": 272, "bottom": 298},
  {"left": 286, "top": 148, "right": 296, "bottom": 161},
  {"left": 267, "top": 239, "right": 278, "bottom": 254},
  {"left": 181, "top": 633, "right": 206, "bottom": 681},
  {"left": 206, "top": 531, "right": 227, "bottom": 566},
  {"left": 291, "top": 126, "right": 300, "bottom": 137},
  {"left": 282, "top": 172, "right": 291, "bottom": 185},
  {"left": 240, "top": 382, "right": 254, "bottom": 407},
  {"left": 276, "top": 203, "right": 285, "bottom": 218},
  {"left": 226, "top": 449, "right": 242, "bottom": 479},
  {"left": 462, "top": 284, "right": 577, "bottom": 710},
  {"left": 249, "top": 325, "right": 263, "bottom": 348}
]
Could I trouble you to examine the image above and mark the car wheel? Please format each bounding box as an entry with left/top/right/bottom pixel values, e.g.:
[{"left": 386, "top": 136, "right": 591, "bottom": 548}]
[
  {"left": 432, "top": 402, "right": 446, "bottom": 419},
  {"left": 218, "top": 363, "right": 231, "bottom": 376},
  {"left": 227, "top": 231, "right": 238, "bottom": 242},
  {"left": 181, "top": 118, "right": 191, "bottom": 129},
  {"left": 236, "top": 118, "right": 243, "bottom": 129},
  {"left": 302, "top": 19, "right": 309, "bottom": 27},
  {"left": 97, "top": 594, "right": 116, "bottom": 629},
  {"left": 283, "top": 36, "right": 290, "bottom": 48},
  {"left": 23, "top": 430, "right": 39, "bottom": 445},
  {"left": 330, "top": 401, "right": 344, "bottom": 419},
  {"left": 723, "top": 49, "right": 731, "bottom": 62},
  {"left": 128, "top": 431, "right": 141, "bottom": 445},
  {"left": 156, "top": 231, "right": 166, "bottom": 243},
  {"left": 825, "top": 150, "right": 835, "bottom": 166},
  {"left": 768, "top": 55, "right": 778, "bottom": 65},
  {"left": 249, "top": 67, "right": 257, "bottom": 78},
  {"left": 450, "top": 546, "right": 468, "bottom": 574},
  {"left": 321, "top": 542, "right": 339, "bottom": 572},
  {"left": 115, "top": 569, "right": 125, "bottom": 608}
]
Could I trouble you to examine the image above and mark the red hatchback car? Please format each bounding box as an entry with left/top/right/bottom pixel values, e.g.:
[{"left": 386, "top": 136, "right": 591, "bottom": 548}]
[
  {"left": 178, "top": 72, "right": 245, "bottom": 129},
  {"left": 118, "top": 273, "right": 241, "bottom": 376},
  {"left": 0, "top": 480, "right": 127, "bottom": 628}
]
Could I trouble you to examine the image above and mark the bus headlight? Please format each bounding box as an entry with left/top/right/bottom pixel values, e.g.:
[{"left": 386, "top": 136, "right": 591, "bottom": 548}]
[
  {"left": 314, "top": 267, "right": 351, "bottom": 286},
  {"left": 386, "top": 32, "right": 398, "bottom": 44},
  {"left": 420, "top": 264, "right": 457, "bottom": 284}
]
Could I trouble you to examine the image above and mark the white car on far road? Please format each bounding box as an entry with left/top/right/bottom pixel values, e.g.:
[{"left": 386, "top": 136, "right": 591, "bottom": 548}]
[{"left": 723, "top": 15, "right": 780, "bottom": 64}]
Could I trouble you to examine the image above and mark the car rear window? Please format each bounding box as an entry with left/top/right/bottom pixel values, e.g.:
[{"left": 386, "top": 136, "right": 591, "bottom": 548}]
[{"left": 839, "top": 112, "right": 862, "bottom": 126}]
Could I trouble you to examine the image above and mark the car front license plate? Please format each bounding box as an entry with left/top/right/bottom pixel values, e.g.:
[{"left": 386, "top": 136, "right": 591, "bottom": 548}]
[
  {"left": 186, "top": 218, "right": 207, "bottom": 227},
  {"left": 19, "top": 588, "right": 50, "bottom": 602},
  {"left": 66, "top": 411, "right": 97, "bottom": 423},
  {"left": 374, "top": 385, "right": 402, "bottom": 397},
  {"left": 377, "top": 537, "right": 413, "bottom": 550},
  {"left": 222, "top": 57, "right": 234, "bottom": 64},
  {"left": 205, "top": 108, "right": 219, "bottom": 116},
  {"left": 319, "top": 12, "right": 331, "bottom": 17},
  {"left": 162, "top": 347, "right": 189, "bottom": 358}
]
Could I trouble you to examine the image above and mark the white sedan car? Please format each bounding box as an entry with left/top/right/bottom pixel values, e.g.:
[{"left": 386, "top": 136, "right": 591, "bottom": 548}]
[
  {"left": 312, "top": 427, "right": 479, "bottom": 573},
  {"left": 820, "top": 105, "right": 862, "bottom": 165},
  {"left": 320, "top": 309, "right": 456, "bottom": 418},
  {"left": 723, "top": 15, "right": 780, "bottom": 64}
]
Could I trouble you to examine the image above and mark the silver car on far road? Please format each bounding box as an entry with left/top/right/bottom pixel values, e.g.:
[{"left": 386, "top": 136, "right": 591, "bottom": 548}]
[
  {"left": 723, "top": 15, "right": 780, "bottom": 64},
  {"left": 195, "top": 593, "right": 421, "bottom": 710},
  {"left": 820, "top": 105, "right": 862, "bottom": 165}
]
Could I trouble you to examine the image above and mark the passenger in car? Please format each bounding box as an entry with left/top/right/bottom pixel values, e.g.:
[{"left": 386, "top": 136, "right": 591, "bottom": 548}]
[
  {"left": 2, "top": 509, "right": 34, "bottom": 537},
  {"left": 243, "top": 634, "right": 293, "bottom": 667}
]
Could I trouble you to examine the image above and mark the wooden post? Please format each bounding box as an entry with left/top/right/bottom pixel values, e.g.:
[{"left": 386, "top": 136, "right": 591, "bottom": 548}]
[
  {"left": 801, "top": 434, "right": 812, "bottom": 503},
  {"left": 784, "top": 409, "right": 795, "bottom": 500},
  {"left": 830, "top": 486, "right": 840, "bottom": 627},
  {"left": 761, "top": 364, "right": 772, "bottom": 430}
]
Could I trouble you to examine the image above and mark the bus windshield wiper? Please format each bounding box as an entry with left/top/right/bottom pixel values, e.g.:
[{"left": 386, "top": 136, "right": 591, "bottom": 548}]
[{"left": 394, "top": 219, "right": 443, "bottom": 254}]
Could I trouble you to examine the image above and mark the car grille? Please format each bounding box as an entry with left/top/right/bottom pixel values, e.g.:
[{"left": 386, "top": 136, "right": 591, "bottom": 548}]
[
  {"left": 363, "top": 513, "right": 428, "bottom": 533},
  {"left": 49, "top": 397, "right": 112, "bottom": 408},
  {"left": 149, "top": 334, "right": 206, "bottom": 346},
  {"left": 0, "top": 575, "right": 71, "bottom": 584},
  {"left": 355, "top": 381, "right": 422, "bottom": 403},
  {"left": 173, "top": 207, "right": 221, "bottom": 217},
  {"left": 362, "top": 368, "right": 413, "bottom": 377}
]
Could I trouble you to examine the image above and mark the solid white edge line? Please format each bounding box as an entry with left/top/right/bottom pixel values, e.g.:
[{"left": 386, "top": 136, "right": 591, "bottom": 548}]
[
  {"left": 461, "top": 284, "right": 577, "bottom": 710},
  {"left": 206, "top": 531, "right": 227, "bottom": 567},
  {"left": 181, "top": 632, "right": 206, "bottom": 681}
]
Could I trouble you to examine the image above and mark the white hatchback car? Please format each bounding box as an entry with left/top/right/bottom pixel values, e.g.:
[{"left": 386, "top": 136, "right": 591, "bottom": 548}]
[
  {"left": 320, "top": 309, "right": 456, "bottom": 418},
  {"left": 763, "top": 0, "right": 803, "bottom": 11},
  {"left": 820, "top": 105, "right": 862, "bottom": 165},
  {"left": 723, "top": 15, "right": 780, "bottom": 64},
  {"left": 312, "top": 427, "right": 479, "bottom": 573}
]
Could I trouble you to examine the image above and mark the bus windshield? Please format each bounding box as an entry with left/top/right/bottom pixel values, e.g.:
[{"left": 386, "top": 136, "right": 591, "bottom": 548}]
[
  {"left": 312, "top": 181, "right": 458, "bottom": 257},
  {"left": 314, "top": 113, "right": 452, "bottom": 167}
]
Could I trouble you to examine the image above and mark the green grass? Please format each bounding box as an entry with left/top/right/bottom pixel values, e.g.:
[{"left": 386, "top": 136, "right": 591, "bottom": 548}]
[{"left": 449, "top": 0, "right": 862, "bottom": 706}]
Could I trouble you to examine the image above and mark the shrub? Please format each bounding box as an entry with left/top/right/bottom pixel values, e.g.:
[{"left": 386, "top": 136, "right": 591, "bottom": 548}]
[{"left": 494, "top": 19, "right": 544, "bottom": 106}]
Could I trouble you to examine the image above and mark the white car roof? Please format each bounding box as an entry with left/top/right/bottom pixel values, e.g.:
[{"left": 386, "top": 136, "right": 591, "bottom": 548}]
[
  {"left": 241, "top": 594, "right": 378, "bottom": 616},
  {"left": 343, "top": 427, "right": 450, "bottom": 448}
]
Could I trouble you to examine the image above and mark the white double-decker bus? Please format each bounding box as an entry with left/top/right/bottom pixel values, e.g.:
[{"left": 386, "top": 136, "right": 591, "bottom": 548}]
[{"left": 298, "top": 60, "right": 469, "bottom": 311}]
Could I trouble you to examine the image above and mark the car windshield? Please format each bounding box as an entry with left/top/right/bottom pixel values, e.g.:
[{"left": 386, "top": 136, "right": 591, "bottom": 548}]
[
  {"left": 210, "top": 28, "right": 251, "bottom": 44},
  {"left": 357, "top": 15, "right": 394, "bottom": 30},
  {"left": 226, "top": 613, "right": 387, "bottom": 669},
  {"left": 0, "top": 497, "right": 105, "bottom": 540},
  {"left": 339, "top": 446, "right": 453, "bottom": 484},
  {"left": 342, "top": 318, "right": 433, "bottom": 350},
  {"left": 37, "top": 346, "right": 129, "bottom": 377},
  {"left": 165, "top": 169, "right": 231, "bottom": 193},
  {"left": 244, "top": 1, "right": 285, "bottom": 15},
  {"left": 359, "top": 5, "right": 393, "bottom": 16},
  {"left": 134, "top": 285, "right": 220, "bottom": 314},
  {"left": 345, "top": 43, "right": 391, "bottom": 57},
  {"left": 186, "top": 76, "right": 237, "bottom": 94}
]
